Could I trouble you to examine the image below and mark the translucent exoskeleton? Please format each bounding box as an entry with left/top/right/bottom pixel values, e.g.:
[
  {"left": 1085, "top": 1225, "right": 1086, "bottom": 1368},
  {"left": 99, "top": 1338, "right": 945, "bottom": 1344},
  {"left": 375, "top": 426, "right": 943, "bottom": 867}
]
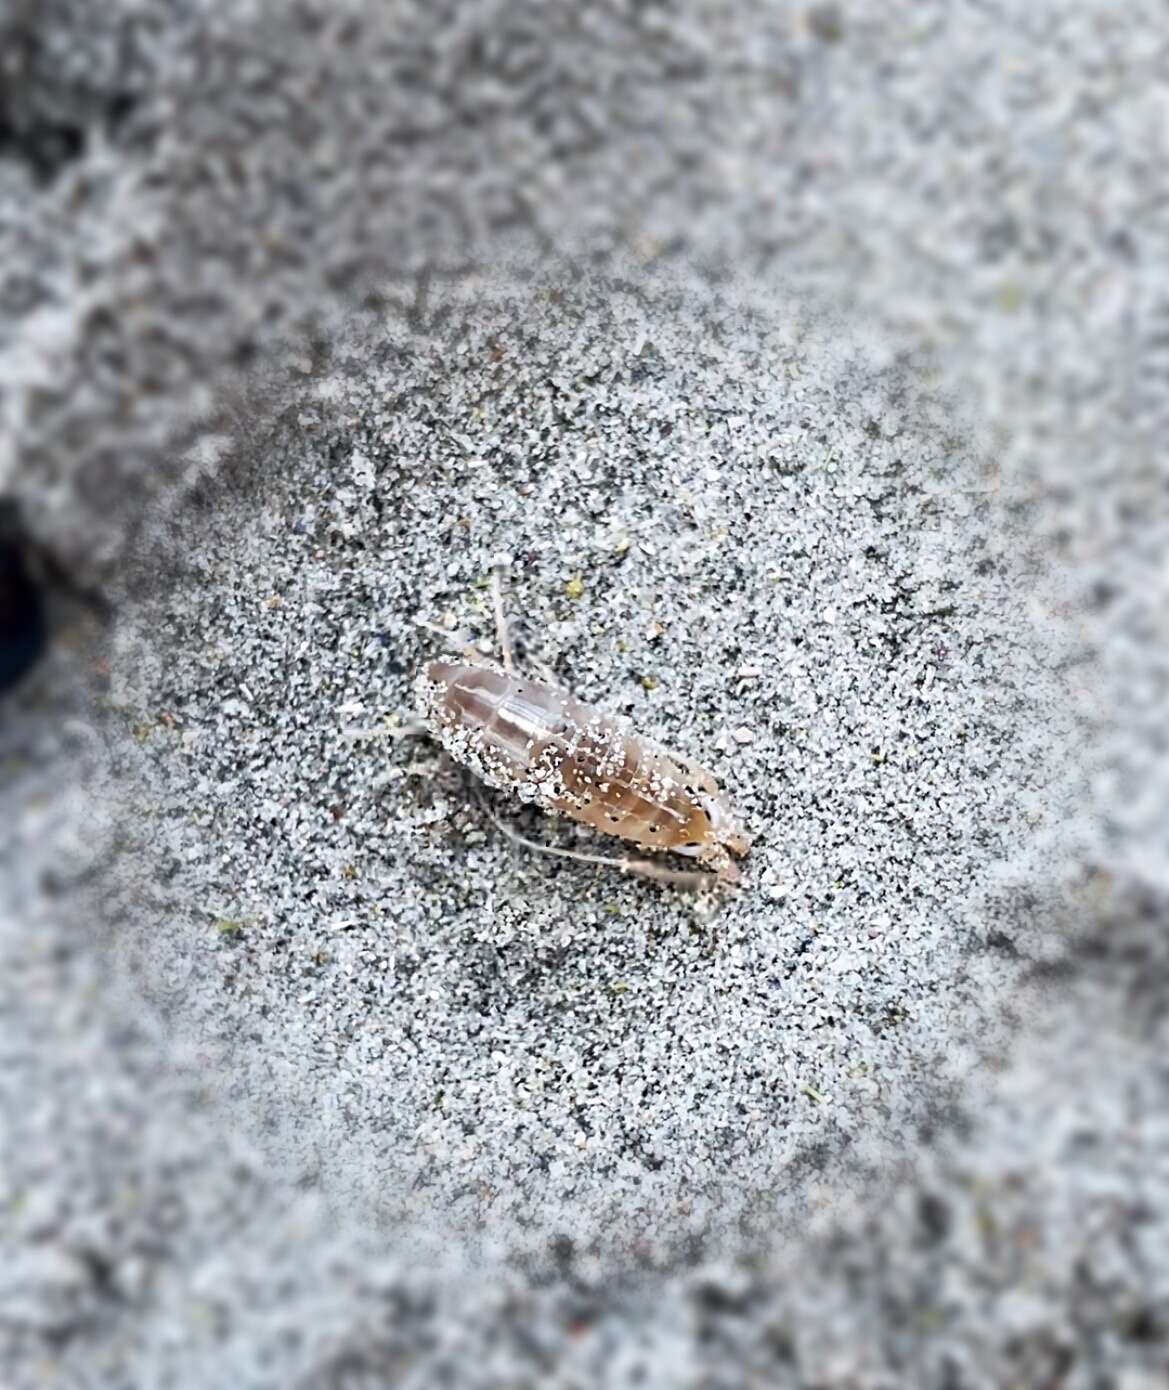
[{"left": 412, "top": 572, "right": 751, "bottom": 892}]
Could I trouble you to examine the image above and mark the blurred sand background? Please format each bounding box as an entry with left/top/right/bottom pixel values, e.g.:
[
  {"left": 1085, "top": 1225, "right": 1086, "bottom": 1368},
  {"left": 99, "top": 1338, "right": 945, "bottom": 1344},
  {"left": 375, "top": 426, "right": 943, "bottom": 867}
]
[{"left": 1, "top": 3, "right": 1167, "bottom": 1387}]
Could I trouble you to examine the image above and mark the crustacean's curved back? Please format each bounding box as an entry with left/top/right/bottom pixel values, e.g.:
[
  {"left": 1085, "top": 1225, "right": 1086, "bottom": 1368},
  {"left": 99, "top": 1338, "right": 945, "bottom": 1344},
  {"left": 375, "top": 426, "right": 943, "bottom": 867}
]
[{"left": 417, "top": 660, "right": 735, "bottom": 858}]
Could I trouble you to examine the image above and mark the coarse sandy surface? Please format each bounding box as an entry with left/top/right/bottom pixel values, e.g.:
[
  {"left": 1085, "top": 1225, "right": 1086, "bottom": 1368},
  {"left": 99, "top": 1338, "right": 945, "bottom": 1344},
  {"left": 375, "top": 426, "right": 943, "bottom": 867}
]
[
  {"left": 1, "top": 3, "right": 1167, "bottom": 1388},
  {"left": 110, "top": 266, "right": 1072, "bottom": 1253}
]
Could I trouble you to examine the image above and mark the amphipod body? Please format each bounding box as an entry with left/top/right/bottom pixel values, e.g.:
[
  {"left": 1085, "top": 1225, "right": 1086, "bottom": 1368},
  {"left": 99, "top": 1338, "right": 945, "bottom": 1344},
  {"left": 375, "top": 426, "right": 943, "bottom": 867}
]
[{"left": 416, "top": 659, "right": 750, "bottom": 884}]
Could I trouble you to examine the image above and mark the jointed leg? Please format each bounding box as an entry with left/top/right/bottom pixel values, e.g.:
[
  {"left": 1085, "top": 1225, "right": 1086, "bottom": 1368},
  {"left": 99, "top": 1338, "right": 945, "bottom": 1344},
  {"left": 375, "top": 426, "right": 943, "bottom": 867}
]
[
  {"left": 491, "top": 567, "right": 515, "bottom": 673},
  {"left": 414, "top": 616, "right": 491, "bottom": 664},
  {"left": 341, "top": 716, "right": 430, "bottom": 741},
  {"left": 530, "top": 656, "right": 570, "bottom": 692},
  {"left": 478, "top": 791, "right": 719, "bottom": 893}
]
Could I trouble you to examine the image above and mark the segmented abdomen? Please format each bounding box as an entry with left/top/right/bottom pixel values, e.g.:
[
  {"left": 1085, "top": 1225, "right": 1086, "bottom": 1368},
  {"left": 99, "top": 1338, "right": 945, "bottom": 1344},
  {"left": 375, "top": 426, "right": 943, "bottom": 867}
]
[{"left": 418, "top": 660, "right": 716, "bottom": 853}]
